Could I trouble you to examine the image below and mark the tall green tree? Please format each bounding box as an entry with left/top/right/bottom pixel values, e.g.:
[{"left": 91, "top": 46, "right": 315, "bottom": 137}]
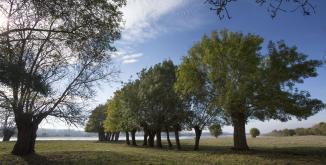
[
  {"left": 0, "top": 0, "right": 125, "bottom": 155},
  {"left": 119, "top": 81, "right": 141, "bottom": 146},
  {"left": 137, "top": 60, "right": 186, "bottom": 148},
  {"left": 153, "top": 60, "right": 180, "bottom": 148},
  {"left": 85, "top": 104, "right": 107, "bottom": 141},
  {"left": 104, "top": 95, "right": 123, "bottom": 142},
  {"left": 138, "top": 66, "right": 165, "bottom": 148},
  {"left": 175, "top": 47, "right": 223, "bottom": 150},
  {"left": 178, "top": 30, "right": 324, "bottom": 150}
]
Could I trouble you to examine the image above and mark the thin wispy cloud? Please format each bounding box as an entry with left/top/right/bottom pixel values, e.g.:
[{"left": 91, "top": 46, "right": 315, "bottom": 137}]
[
  {"left": 121, "top": 0, "right": 189, "bottom": 43},
  {"left": 121, "top": 53, "right": 143, "bottom": 60},
  {"left": 123, "top": 58, "right": 139, "bottom": 64},
  {"left": 116, "top": 0, "right": 207, "bottom": 64},
  {"left": 112, "top": 51, "right": 143, "bottom": 64}
]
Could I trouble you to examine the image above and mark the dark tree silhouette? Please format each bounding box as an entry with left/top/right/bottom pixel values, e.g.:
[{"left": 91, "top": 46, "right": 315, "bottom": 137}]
[
  {"left": 206, "top": 0, "right": 316, "bottom": 19},
  {"left": 0, "top": 0, "right": 125, "bottom": 155}
]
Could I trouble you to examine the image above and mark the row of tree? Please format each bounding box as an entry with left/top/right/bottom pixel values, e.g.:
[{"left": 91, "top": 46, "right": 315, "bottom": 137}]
[
  {"left": 268, "top": 122, "right": 326, "bottom": 136},
  {"left": 86, "top": 30, "right": 325, "bottom": 151},
  {"left": 87, "top": 60, "right": 189, "bottom": 149}
]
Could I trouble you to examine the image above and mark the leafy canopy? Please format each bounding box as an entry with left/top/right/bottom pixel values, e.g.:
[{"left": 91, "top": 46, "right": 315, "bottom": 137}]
[
  {"left": 85, "top": 104, "right": 107, "bottom": 133},
  {"left": 0, "top": 0, "right": 125, "bottom": 125},
  {"left": 178, "top": 29, "right": 324, "bottom": 124}
]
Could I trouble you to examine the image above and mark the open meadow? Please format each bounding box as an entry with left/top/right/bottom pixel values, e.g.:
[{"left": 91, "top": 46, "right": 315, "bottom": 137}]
[{"left": 0, "top": 136, "right": 325, "bottom": 165}]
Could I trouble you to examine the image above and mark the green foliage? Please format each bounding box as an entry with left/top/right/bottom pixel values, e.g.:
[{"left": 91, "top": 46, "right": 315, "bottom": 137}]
[
  {"left": 91, "top": 29, "right": 324, "bottom": 151},
  {"left": 104, "top": 96, "right": 123, "bottom": 133},
  {"left": 209, "top": 124, "right": 223, "bottom": 138},
  {"left": 136, "top": 60, "right": 188, "bottom": 131},
  {"left": 270, "top": 129, "right": 296, "bottom": 136},
  {"left": 183, "top": 29, "right": 324, "bottom": 122},
  {"left": 177, "top": 29, "right": 324, "bottom": 149},
  {"left": 295, "top": 128, "right": 308, "bottom": 136},
  {"left": 101, "top": 59, "right": 189, "bottom": 141},
  {"left": 116, "top": 81, "right": 141, "bottom": 132},
  {"left": 104, "top": 79, "right": 141, "bottom": 133},
  {"left": 175, "top": 39, "right": 223, "bottom": 130},
  {"left": 311, "top": 122, "right": 326, "bottom": 135},
  {"left": 250, "top": 128, "right": 260, "bottom": 138},
  {"left": 85, "top": 104, "right": 107, "bottom": 133}
]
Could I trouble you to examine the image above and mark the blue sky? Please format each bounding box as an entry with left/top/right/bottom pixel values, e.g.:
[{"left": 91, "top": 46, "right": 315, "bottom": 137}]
[{"left": 42, "top": 0, "right": 326, "bottom": 133}]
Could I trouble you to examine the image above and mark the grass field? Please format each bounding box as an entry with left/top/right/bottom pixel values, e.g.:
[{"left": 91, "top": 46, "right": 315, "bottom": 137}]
[{"left": 0, "top": 136, "right": 326, "bottom": 165}]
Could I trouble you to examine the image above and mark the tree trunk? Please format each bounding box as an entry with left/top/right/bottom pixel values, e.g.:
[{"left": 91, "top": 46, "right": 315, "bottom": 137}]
[
  {"left": 143, "top": 129, "right": 148, "bottom": 146},
  {"left": 148, "top": 131, "right": 155, "bottom": 147},
  {"left": 2, "top": 128, "right": 14, "bottom": 142},
  {"left": 156, "top": 130, "right": 162, "bottom": 148},
  {"left": 125, "top": 131, "right": 130, "bottom": 145},
  {"left": 12, "top": 119, "right": 38, "bottom": 156},
  {"left": 131, "top": 129, "right": 137, "bottom": 146},
  {"left": 166, "top": 128, "right": 172, "bottom": 148},
  {"left": 110, "top": 132, "right": 115, "bottom": 141},
  {"left": 174, "top": 129, "right": 181, "bottom": 150},
  {"left": 194, "top": 126, "right": 202, "bottom": 151},
  {"left": 98, "top": 129, "right": 105, "bottom": 141},
  {"left": 114, "top": 132, "right": 120, "bottom": 141},
  {"left": 2, "top": 133, "right": 11, "bottom": 142},
  {"left": 232, "top": 112, "right": 249, "bottom": 150},
  {"left": 106, "top": 132, "right": 111, "bottom": 141}
]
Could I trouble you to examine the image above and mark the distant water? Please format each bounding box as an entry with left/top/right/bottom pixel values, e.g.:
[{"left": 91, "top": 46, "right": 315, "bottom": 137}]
[{"left": 3, "top": 134, "right": 233, "bottom": 141}]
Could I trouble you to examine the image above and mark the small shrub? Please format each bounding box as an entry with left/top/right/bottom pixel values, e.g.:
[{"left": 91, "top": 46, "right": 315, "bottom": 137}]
[
  {"left": 209, "top": 124, "right": 223, "bottom": 138},
  {"left": 250, "top": 128, "right": 260, "bottom": 138}
]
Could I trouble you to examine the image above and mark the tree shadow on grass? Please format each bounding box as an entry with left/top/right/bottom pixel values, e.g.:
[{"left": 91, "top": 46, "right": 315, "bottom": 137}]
[
  {"left": 0, "top": 153, "right": 57, "bottom": 165},
  {"left": 93, "top": 139, "right": 326, "bottom": 157},
  {"left": 177, "top": 143, "right": 326, "bottom": 163},
  {"left": 179, "top": 142, "right": 326, "bottom": 155},
  {"left": 118, "top": 141, "right": 326, "bottom": 163},
  {"left": 1, "top": 146, "right": 326, "bottom": 164},
  {"left": 24, "top": 140, "right": 324, "bottom": 164},
  {"left": 95, "top": 140, "right": 126, "bottom": 144},
  {"left": 0, "top": 151, "right": 144, "bottom": 165},
  {"left": 21, "top": 153, "right": 57, "bottom": 165},
  {"left": 31, "top": 151, "right": 161, "bottom": 165}
]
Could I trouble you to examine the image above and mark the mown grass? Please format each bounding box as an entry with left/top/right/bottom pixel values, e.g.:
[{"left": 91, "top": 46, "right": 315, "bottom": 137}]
[{"left": 0, "top": 136, "right": 326, "bottom": 165}]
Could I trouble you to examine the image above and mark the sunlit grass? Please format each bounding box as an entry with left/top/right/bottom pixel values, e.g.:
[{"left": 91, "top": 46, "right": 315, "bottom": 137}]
[{"left": 0, "top": 136, "right": 325, "bottom": 164}]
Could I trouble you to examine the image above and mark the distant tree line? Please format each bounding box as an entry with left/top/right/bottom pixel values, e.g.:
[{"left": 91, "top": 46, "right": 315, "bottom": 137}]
[
  {"left": 267, "top": 122, "right": 326, "bottom": 136},
  {"left": 86, "top": 30, "right": 324, "bottom": 151}
]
